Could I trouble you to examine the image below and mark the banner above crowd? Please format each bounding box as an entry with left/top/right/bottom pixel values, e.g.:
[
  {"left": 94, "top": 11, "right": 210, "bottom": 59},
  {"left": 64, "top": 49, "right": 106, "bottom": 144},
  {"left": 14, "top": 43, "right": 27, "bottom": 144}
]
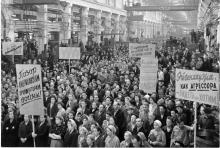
[
  {"left": 129, "top": 43, "right": 155, "bottom": 57},
  {"left": 59, "top": 47, "right": 80, "bottom": 59},
  {"left": 175, "top": 69, "right": 219, "bottom": 106},
  {"left": 16, "top": 64, "right": 44, "bottom": 115},
  {"left": 2, "top": 42, "right": 23, "bottom": 55}
]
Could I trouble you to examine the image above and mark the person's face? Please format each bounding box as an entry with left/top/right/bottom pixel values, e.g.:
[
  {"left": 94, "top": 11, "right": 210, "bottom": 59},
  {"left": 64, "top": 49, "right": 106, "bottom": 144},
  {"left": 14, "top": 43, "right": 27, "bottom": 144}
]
[
  {"left": 178, "top": 121, "right": 184, "bottom": 128},
  {"left": 154, "top": 122, "right": 160, "bottom": 130},
  {"left": 131, "top": 138, "right": 139, "bottom": 147},
  {"left": 200, "top": 106, "right": 205, "bottom": 115},
  {"left": 109, "top": 117, "right": 114, "bottom": 125},
  {"left": 105, "top": 114, "right": 110, "bottom": 121},
  {"left": 55, "top": 118, "right": 61, "bottom": 125},
  {"left": 90, "top": 96, "right": 94, "bottom": 101},
  {"left": 131, "top": 115, "right": 136, "bottom": 123},
  {"left": 106, "top": 128, "right": 112, "bottom": 136},
  {"left": 99, "top": 104, "right": 104, "bottom": 112},
  {"left": 40, "top": 115, "right": 45, "bottom": 122},
  {"left": 113, "top": 102, "right": 118, "bottom": 110},
  {"left": 9, "top": 112, "right": 14, "bottom": 119},
  {"left": 106, "top": 98, "right": 111, "bottom": 105},
  {"left": 81, "top": 101, "right": 86, "bottom": 108},
  {"left": 166, "top": 118, "right": 172, "bottom": 127},
  {"left": 67, "top": 122, "right": 73, "bottom": 130},
  {"left": 124, "top": 132, "right": 130, "bottom": 141},
  {"left": 68, "top": 113, "right": 74, "bottom": 119},
  {"left": 176, "top": 106, "right": 183, "bottom": 113},
  {"left": 86, "top": 137, "right": 92, "bottom": 146},
  {"left": 136, "top": 119, "right": 142, "bottom": 127},
  {"left": 93, "top": 128, "right": 99, "bottom": 136},
  {"left": 51, "top": 97, "right": 55, "bottom": 104},
  {"left": 83, "top": 118, "right": 87, "bottom": 125},
  {"left": 57, "top": 104, "right": 62, "bottom": 109},
  {"left": 24, "top": 115, "right": 29, "bottom": 122},
  {"left": 94, "top": 96, "right": 99, "bottom": 102},
  {"left": 92, "top": 102, "right": 96, "bottom": 109},
  {"left": 171, "top": 111, "right": 176, "bottom": 117},
  {"left": 159, "top": 106, "right": 165, "bottom": 113}
]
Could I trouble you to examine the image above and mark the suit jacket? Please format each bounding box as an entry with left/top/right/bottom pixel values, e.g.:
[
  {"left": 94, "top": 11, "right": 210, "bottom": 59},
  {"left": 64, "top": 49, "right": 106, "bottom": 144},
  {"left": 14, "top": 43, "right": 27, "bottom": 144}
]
[
  {"left": 2, "top": 119, "right": 19, "bottom": 147},
  {"left": 127, "top": 122, "right": 136, "bottom": 133},
  {"left": 18, "top": 121, "right": 33, "bottom": 147},
  {"left": 47, "top": 103, "right": 58, "bottom": 118},
  {"left": 132, "top": 126, "right": 147, "bottom": 137},
  {"left": 94, "top": 135, "right": 105, "bottom": 147},
  {"left": 35, "top": 122, "right": 49, "bottom": 147},
  {"left": 114, "top": 109, "right": 127, "bottom": 141},
  {"left": 63, "top": 129, "right": 78, "bottom": 147},
  {"left": 155, "top": 113, "right": 168, "bottom": 127},
  {"left": 94, "top": 110, "right": 106, "bottom": 126},
  {"left": 106, "top": 105, "right": 114, "bottom": 116}
]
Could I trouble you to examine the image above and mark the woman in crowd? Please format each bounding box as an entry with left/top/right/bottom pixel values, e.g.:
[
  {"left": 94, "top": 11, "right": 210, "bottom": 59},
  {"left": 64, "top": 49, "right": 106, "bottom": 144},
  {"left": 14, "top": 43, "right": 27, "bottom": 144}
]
[
  {"left": 120, "top": 131, "right": 133, "bottom": 147},
  {"left": 18, "top": 115, "right": 33, "bottom": 147},
  {"left": 105, "top": 125, "right": 120, "bottom": 147},
  {"left": 49, "top": 116, "right": 66, "bottom": 147},
  {"left": 148, "top": 96, "right": 158, "bottom": 125},
  {"left": 2, "top": 111, "right": 19, "bottom": 147},
  {"left": 63, "top": 119, "right": 78, "bottom": 147},
  {"left": 148, "top": 120, "right": 166, "bottom": 147},
  {"left": 137, "top": 132, "right": 152, "bottom": 147},
  {"left": 86, "top": 134, "right": 95, "bottom": 148},
  {"left": 33, "top": 115, "right": 49, "bottom": 147},
  {"left": 47, "top": 96, "right": 58, "bottom": 125},
  {"left": 78, "top": 126, "right": 89, "bottom": 147},
  {"left": 162, "top": 116, "right": 174, "bottom": 147}
]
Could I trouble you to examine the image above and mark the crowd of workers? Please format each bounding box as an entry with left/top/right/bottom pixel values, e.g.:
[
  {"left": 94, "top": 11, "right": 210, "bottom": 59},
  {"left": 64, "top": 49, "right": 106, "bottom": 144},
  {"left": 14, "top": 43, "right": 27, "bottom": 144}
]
[{"left": 1, "top": 35, "right": 219, "bottom": 147}]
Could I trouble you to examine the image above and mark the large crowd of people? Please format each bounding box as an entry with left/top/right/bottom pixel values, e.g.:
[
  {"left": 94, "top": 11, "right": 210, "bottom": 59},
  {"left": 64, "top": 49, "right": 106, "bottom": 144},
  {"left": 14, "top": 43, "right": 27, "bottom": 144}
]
[{"left": 1, "top": 35, "right": 219, "bottom": 147}]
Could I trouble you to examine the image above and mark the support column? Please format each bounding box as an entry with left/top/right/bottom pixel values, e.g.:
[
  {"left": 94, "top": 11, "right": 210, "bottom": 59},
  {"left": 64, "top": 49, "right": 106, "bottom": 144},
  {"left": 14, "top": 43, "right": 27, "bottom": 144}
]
[
  {"left": 95, "top": 10, "right": 102, "bottom": 43},
  {"left": 115, "top": 14, "right": 120, "bottom": 41},
  {"left": 37, "top": 5, "right": 47, "bottom": 53},
  {"left": 105, "top": 12, "right": 112, "bottom": 39},
  {"left": 63, "top": 3, "right": 71, "bottom": 41},
  {"left": 80, "top": 7, "right": 89, "bottom": 45}
]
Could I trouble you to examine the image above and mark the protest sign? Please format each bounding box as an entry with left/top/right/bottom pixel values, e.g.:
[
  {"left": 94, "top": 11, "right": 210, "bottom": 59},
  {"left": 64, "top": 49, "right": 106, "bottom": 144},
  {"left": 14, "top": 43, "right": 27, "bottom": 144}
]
[
  {"left": 139, "top": 57, "right": 158, "bottom": 93},
  {"left": 16, "top": 64, "right": 44, "bottom": 115},
  {"left": 59, "top": 47, "right": 80, "bottom": 59},
  {"left": 175, "top": 69, "right": 219, "bottom": 106},
  {"left": 2, "top": 42, "right": 23, "bottom": 55},
  {"left": 129, "top": 43, "right": 155, "bottom": 57}
]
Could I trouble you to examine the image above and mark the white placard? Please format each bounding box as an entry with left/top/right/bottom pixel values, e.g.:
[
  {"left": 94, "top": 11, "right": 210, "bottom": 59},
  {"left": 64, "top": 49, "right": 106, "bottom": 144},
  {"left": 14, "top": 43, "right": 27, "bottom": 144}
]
[
  {"left": 16, "top": 64, "right": 44, "bottom": 115},
  {"left": 175, "top": 69, "right": 219, "bottom": 106},
  {"left": 59, "top": 47, "right": 80, "bottom": 59},
  {"left": 129, "top": 43, "right": 155, "bottom": 57},
  {"left": 2, "top": 42, "right": 23, "bottom": 55}
]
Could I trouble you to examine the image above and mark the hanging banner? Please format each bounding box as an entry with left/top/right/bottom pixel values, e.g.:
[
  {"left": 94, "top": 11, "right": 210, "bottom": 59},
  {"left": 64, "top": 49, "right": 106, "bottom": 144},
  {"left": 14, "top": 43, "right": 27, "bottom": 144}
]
[
  {"left": 2, "top": 42, "right": 23, "bottom": 55},
  {"left": 16, "top": 64, "right": 44, "bottom": 115},
  {"left": 129, "top": 43, "right": 155, "bottom": 57},
  {"left": 175, "top": 69, "right": 219, "bottom": 106},
  {"left": 59, "top": 47, "right": 80, "bottom": 59}
]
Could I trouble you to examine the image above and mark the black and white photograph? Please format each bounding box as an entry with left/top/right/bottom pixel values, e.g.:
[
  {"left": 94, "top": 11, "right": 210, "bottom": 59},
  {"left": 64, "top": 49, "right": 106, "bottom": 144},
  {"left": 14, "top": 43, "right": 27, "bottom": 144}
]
[{"left": 1, "top": 0, "right": 220, "bottom": 147}]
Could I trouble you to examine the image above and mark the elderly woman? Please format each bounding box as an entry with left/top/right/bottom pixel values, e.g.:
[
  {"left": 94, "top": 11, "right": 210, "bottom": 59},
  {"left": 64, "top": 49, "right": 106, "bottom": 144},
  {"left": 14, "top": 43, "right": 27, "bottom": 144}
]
[
  {"left": 148, "top": 120, "right": 166, "bottom": 147},
  {"left": 49, "top": 116, "right": 66, "bottom": 147},
  {"left": 105, "top": 125, "right": 120, "bottom": 147},
  {"left": 120, "top": 131, "right": 133, "bottom": 147},
  {"left": 64, "top": 119, "right": 78, "bottom": 147}
]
